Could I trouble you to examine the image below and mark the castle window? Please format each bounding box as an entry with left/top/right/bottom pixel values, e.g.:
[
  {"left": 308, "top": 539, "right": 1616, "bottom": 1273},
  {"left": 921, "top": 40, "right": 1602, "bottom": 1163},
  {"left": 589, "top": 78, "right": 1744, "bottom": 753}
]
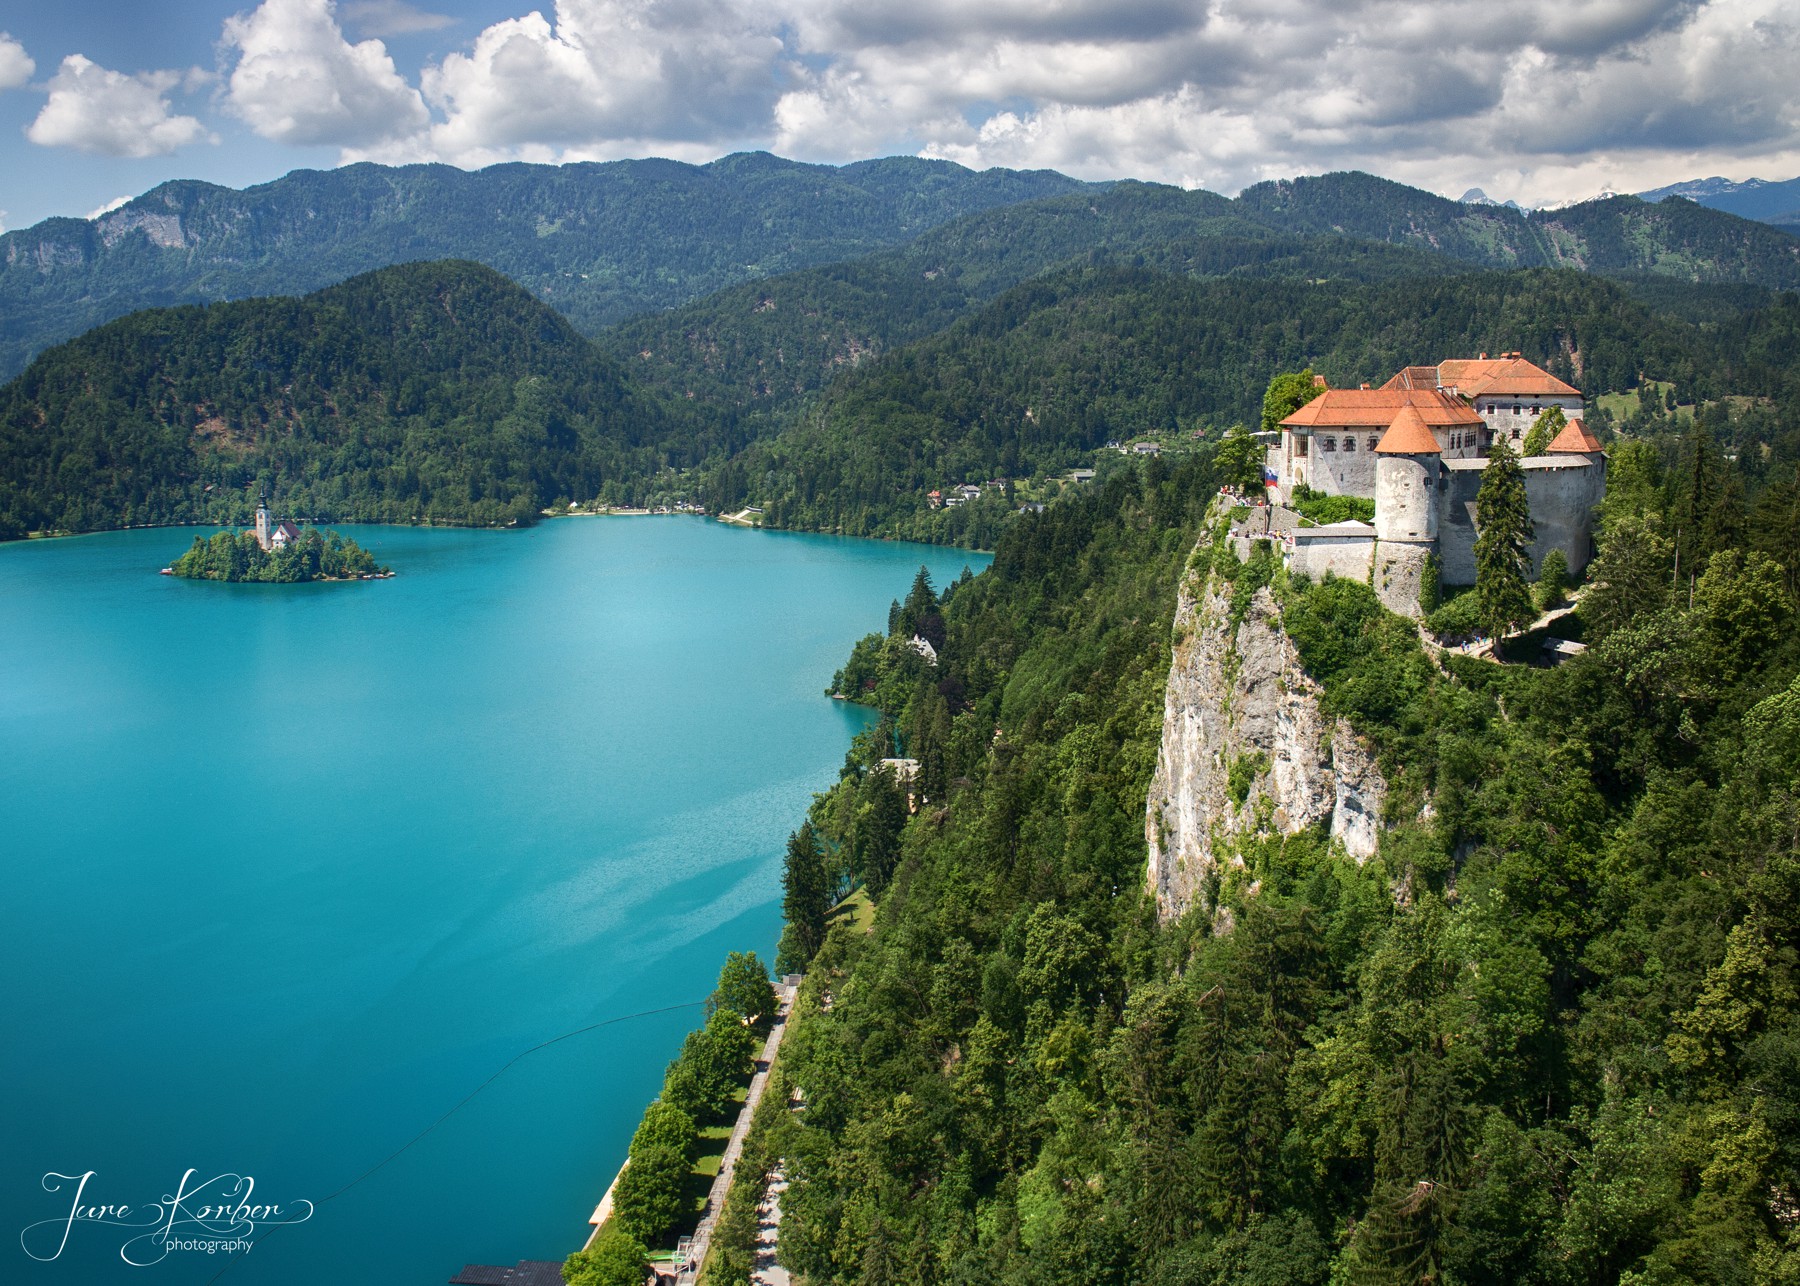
[
  {"left": 1343, "top": 436, "right": 1356, "bottom": 452},
  {"left": 1513, "top": 404, "right": 1522, "bottom": 415},
  {"left": 1368, "top": 436, "right": 1379, "bottom": 452},
  {"left": 1294, "top": 434, "right": 1308, "bottom": 456},
  {"left": 1321, "top": 436, "right": 1336, "bottom": 452}
]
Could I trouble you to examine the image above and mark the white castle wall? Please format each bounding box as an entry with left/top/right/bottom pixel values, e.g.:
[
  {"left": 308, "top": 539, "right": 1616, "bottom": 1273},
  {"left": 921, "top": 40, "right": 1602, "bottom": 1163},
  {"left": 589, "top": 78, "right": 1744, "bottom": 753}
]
[
  {"left": 1475, "top": 395, "right": 1585, "bottom": 446},
  {"left": 1375, "top": 455, "right": 1439, "bottom": 543}
]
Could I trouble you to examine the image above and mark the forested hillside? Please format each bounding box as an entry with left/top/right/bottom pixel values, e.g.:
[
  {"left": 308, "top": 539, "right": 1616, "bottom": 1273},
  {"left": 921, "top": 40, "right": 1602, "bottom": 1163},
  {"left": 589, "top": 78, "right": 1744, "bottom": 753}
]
[
  {"left": 0, "top": 152, "right": 1090, "bottom": 381},
  {"left": 1239, "top": 172, "right": 1800, "bottom": 285},
  {"left": 604, "top": 183, "right": 1460, "bottom": 436},
  {"left": 721, "top": 267, "right": 1800, "bottom": 540},
  {"left": 746, "top": 412, "right": 1800, "bottom": 1283},
  {"left": 0, "top": 260, "right": 684, "bottom": 539}
]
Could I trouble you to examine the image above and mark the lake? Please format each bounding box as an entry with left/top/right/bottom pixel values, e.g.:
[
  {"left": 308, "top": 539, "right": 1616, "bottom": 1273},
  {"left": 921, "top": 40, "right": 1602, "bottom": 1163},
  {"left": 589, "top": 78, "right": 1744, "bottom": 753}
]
[{"left": 0, "top": 517, "right": 986, "bottom": 1286}]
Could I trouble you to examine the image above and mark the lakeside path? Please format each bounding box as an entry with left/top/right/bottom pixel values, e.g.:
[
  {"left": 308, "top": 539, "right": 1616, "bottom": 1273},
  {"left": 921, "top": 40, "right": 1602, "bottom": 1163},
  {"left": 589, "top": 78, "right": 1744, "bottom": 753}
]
[{"left": 674, "top": 980, "right": 798, "bottom": 1285}]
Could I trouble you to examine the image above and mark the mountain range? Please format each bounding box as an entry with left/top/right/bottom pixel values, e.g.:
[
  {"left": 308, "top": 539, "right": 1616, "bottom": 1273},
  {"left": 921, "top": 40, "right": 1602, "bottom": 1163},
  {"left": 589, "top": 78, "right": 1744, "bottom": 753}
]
[
  {"left": 3, "top": 157, "right": 1797, "bottom": 384},
  {"left": 1639, "top": 175, "right": 1800, "bottom": 230}
]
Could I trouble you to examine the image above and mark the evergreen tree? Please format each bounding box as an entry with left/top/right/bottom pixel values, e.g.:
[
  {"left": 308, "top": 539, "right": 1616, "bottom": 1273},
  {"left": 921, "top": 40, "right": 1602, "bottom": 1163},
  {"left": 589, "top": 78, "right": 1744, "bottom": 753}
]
[
  {"left": 857, "top": 765, "right": 909, "bottom": 896},
  {"left": 1520, "top": 404, "right": 1565, "bottom": 456},
  {"left": 1535, "top": 547, "right": 1568, "bottom": 611},
  {"left": 899, "top": 566, "right": 936, "bottom": 637},
  {"left": 780, "top": 824, "right": 832, "bottom": 970},
  {"left": 1473, "top": 437, "right": 1536, "bottom": 643}
]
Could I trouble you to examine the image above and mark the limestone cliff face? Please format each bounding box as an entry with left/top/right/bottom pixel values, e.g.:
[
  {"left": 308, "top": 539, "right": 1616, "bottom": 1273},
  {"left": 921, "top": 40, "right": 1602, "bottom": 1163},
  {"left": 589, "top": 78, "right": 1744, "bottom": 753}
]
[{"left": 1145, "top": 571, "right": 1387, "bottom": 921}]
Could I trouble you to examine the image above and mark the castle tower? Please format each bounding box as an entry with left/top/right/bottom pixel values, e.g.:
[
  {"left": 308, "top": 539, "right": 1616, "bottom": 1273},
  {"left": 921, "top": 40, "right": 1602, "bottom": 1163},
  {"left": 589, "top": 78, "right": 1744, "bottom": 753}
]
[
  {"left": 255, "top": 490, "right": 271, "bottom": 551},
  {"left": 1373, "top": 404, "right": 1442, "bottom": 542}
]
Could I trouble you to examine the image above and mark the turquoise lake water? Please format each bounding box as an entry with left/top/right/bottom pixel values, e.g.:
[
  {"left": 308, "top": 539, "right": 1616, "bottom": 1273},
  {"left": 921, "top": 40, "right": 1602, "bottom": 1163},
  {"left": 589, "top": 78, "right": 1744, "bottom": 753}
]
[{"left": 0, "top": 518, "right": 985, "bottom": 1286}]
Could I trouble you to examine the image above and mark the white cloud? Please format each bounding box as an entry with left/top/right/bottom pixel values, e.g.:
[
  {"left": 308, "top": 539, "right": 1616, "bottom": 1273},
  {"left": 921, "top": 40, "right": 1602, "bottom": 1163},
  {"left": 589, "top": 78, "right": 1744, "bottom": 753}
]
[
  {"left": 26, "top": 55, "right": 210, "bottom": 157},
  {"left": 339, "top": 0, "right": 455, "bottom": 37},
  {"left": 393, "top": 0, "right": 788, "bottom": 166},
  {"left": 768, "top": 0, "right": 1800, "bottom": 203},
  {"left": 209, "top": 0, "right": 1798, "bottom": 206},
  {"left": 0, "top": 32, "right": 33, "bottom": 90},
  {"left": 223, "top": 0, "right": 430, "bottom": 147},
  {"left": 87, "top": 195, "right": 133, "bottom": 219}
]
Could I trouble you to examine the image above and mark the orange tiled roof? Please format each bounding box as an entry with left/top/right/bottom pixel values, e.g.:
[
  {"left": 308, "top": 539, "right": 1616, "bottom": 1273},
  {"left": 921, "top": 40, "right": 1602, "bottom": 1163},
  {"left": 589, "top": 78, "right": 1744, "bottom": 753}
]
[
  {"left": 1374, "top": 404, "right": 1443, "bottom": 455},
  {"left": 1433, "top": 356, "right": 1580, "bottom": 398},
  {"left": 1280, "top": 387, "right": 1482, "bottom": 430},
  {"left": 1384, "top": 366, "right": 1442, "bottom": 391},
  {"left": 1547, "top": 418, "right": 1604, "bottom": 453}
]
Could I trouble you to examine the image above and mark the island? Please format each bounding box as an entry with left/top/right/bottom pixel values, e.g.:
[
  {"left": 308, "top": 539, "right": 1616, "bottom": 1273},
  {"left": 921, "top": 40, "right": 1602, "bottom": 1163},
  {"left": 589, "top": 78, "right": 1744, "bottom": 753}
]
[{"left": 165, "top": 495, "right": 390, "bottom": 583}]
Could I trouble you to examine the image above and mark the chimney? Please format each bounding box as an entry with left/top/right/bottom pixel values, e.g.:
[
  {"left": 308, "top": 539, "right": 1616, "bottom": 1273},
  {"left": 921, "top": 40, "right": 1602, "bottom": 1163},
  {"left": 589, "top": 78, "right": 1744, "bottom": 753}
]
[
  {"left": 1479, "top": 351, "right": 1487, "bottom": 360},
  {"left": 1360, "top": 382, "right": 1370, "bottom": 389}
]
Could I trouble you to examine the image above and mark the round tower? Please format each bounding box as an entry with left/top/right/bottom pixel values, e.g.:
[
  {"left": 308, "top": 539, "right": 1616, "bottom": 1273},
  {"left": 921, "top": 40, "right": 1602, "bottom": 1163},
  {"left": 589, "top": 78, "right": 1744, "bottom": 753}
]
[{"left": 1374, "top": 404, "right": 1442, "bottom": 542}]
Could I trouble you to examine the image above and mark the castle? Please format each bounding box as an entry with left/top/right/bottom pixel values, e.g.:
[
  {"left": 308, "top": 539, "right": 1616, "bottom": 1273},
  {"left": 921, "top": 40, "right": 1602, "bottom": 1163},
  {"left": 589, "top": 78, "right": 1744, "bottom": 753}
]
[{"left": 1251, "top": 354, "right": 1606, "bottom": 615}]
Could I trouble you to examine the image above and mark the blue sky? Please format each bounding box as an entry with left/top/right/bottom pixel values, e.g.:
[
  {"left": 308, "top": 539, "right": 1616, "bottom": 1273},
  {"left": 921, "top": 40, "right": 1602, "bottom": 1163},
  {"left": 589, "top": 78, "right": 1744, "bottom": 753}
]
[{"left": 2, "top": 0, "right": 1798, "bottom": 232}]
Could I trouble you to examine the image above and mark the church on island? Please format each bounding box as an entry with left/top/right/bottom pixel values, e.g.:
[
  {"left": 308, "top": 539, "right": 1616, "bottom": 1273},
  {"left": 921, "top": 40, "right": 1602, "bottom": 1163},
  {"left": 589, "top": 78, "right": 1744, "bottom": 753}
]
[
  {"left": 1249, "top": 353, "right": 1606, "bottom": 616},
  {"left": 254, "top": 493, "right": 300, "bottom": 552}
]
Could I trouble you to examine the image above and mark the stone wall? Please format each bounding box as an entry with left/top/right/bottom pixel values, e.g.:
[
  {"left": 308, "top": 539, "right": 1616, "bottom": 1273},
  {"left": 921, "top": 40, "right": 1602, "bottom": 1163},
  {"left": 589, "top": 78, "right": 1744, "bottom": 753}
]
[
  {"left": 1436, "top": 456, "right": 1598, "bottom": 585},
  {"left": 1371, "top": 541, "right": 1432, "bottom": 616},
  {"left": 1288, "top": 530, "right": 1376, "bottom": 583},
  {"left": 1523, "top": 457, "right": 1600, "bottom": 576}
]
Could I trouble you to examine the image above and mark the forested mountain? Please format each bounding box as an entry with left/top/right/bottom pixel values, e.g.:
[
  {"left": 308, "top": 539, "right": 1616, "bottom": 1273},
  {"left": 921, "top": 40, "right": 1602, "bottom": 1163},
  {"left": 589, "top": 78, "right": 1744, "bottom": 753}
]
[
  {"left": 0, "top": 260, "right": 685, "bottom": 539},
  {"left": 5, "top": 155, "right": 1796, "bottom": 390},
  {"left": 0, "top": 152, "right": 1090, "bottom": 381},
  {"left": 749, "top": 407, "right": 1800, "bottom": 1284},
  {"left": 604, "top": 183, "right": 1460, "bottom": 437},
  {"left": 1239, "top": 172, "right": 1800, "bottom": 284},
  {"left": 720, "top": 265, "right": 1800, "bottom": 541}
]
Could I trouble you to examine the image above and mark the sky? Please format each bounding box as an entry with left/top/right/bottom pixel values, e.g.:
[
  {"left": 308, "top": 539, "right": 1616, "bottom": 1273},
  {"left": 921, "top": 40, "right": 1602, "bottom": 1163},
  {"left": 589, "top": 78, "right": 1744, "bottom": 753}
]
[{"left": 1, "top": 0, "right": 1798, "bottom": 233}]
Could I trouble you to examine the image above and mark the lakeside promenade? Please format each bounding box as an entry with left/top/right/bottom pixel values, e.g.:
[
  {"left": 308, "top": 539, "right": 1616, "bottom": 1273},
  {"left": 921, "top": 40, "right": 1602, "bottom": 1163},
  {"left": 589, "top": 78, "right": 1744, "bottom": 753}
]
[{"left": 671, "top": 979, "right": 798, "bottom": 1285}]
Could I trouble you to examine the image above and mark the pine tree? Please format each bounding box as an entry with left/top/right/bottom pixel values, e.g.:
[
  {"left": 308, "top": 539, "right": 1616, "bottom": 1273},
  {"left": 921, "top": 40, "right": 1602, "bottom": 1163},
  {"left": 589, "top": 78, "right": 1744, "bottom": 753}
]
[
  {"left": 858, "top": 766, "right": 909, "bottom": 896},
  {"left": 1474, "top": 437, "right": 1536, "bottom": 644},
  {"left": 781, "top": 824, "right": 831, "bottom": 968},
  {"left": 899, "top": 566, "right": 935, "bottom": 637},
  {"left": 1535, "top": 547, "right": 1568, "bottom": 611}
]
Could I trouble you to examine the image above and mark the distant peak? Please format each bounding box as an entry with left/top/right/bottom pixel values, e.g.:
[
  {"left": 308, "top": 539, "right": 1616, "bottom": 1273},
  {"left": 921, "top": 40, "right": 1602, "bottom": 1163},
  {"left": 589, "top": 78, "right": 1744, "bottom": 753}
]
[{"left": 1458, "top": 187, "right": 1526, "bottom": 211}]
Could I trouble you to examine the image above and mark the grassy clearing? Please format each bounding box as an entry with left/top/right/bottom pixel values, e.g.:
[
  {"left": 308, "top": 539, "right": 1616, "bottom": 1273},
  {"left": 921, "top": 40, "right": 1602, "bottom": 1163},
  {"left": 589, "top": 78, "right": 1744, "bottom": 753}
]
[{"left": 828, "top": 887, "right": 876, "bottom": 935}]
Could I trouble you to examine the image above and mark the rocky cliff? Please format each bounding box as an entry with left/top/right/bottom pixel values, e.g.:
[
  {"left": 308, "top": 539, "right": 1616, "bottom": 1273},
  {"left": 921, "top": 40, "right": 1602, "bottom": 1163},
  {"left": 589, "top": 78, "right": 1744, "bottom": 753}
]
[{"left": 1145, "top": 563, "right": 1387, "bottom": 921}]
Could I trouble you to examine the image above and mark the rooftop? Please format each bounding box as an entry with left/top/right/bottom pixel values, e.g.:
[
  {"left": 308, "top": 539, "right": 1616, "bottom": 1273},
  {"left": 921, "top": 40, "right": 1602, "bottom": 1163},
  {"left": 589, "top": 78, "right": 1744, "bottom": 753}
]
[
  {"left": 1434, "top": 355, "right": 1581, "bottom": 398},
  {"left": 1548, "top": 418, "right": 1604, "bottom": 453},
  {"left": 1281, "top": 387, "right": 1482, "bottom": 430},
  {"left": 1375, "top": 404, "right": 1443, "bottom": 454}
]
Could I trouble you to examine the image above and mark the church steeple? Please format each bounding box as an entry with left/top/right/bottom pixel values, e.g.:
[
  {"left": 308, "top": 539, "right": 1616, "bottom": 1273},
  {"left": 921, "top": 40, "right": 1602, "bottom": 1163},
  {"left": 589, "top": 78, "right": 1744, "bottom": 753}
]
[{"left": 255, "top": 488, "right": 271, "bottom": 551}]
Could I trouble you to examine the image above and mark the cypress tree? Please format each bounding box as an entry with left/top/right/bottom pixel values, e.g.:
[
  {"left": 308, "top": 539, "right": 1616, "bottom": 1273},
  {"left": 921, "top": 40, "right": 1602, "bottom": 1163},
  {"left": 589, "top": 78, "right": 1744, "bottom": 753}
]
[{"left": 1473, "top": 437, "right": 1535, "bottom": 644}]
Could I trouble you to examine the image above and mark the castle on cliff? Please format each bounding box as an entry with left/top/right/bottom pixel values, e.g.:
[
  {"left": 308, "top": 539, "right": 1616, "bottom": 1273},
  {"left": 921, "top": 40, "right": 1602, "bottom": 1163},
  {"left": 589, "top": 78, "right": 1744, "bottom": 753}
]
[{"left": 1253, "top": 354, "right": 1607, "bottom": 615}]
